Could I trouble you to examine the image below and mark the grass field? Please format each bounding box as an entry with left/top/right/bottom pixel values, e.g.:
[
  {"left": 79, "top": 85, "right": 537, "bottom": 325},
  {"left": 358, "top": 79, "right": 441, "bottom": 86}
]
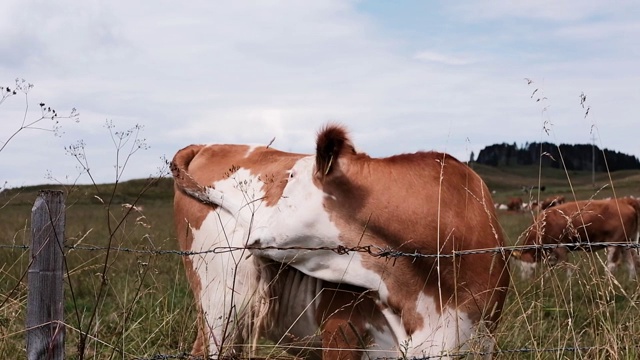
[
  {"left": 2, "top": 165, "right": 640, "bottom": 359},
  {"left": 0, "top": 178, "right": 198, "bottom": 358}
]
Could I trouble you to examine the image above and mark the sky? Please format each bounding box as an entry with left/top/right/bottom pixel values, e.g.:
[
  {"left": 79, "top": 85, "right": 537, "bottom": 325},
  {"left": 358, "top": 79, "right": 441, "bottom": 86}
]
[{"left": 1, "top": 0, "right": 639, "bottom": 187}]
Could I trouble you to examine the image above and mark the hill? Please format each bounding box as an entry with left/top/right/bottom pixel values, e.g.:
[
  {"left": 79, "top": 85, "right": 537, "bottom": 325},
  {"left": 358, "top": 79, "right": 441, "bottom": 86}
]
[
  {"left": 3, "top": 164, "right": 640, "bottom": 210},
  {"left": 469, "top": 162, "right": 640, "bottom": 205},
  {"left": 0, "top": 177, "right": 175, "bottom": 207},
  {"left": 475, "top": 142, "right": 640, "bottom": 172}
]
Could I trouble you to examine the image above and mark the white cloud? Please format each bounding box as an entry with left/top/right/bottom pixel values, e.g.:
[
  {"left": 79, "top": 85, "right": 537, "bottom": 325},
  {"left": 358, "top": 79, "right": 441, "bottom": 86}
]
[
  {"left": 0, "top": 0, "right": 639, "bottom": 187},
  {"left": 413, "top": 51, "right": 474, "bottom": 65}
]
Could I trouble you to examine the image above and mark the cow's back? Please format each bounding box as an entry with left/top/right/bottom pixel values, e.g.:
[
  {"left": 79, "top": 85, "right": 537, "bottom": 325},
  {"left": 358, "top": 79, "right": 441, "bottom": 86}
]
[
  {"left": 317, "top": 150, "right": 510, "bottom": 341},
  {"left": 563, "top": 200, "right": 638, "bottom": 245},
  {"left": 521, "top": 198, "right": 640, "bottom": 251}
]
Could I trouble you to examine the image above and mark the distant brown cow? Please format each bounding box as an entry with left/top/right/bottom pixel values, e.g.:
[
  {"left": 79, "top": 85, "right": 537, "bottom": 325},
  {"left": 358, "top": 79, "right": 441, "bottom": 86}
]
[
  {"left": 507, "top": 197, "right": 523, "bottom": 211},
  {"left": 513, "top": 197, "right": 640, "bottom": 279},
  {"left": 540, "top": 195, "right": 565, "bottom": 210}
]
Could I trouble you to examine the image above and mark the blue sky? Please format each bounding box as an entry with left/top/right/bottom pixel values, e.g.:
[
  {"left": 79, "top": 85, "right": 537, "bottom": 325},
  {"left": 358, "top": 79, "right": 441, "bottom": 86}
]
[{"left": 1, "top": 0, "right": 639, "bottom": 187}]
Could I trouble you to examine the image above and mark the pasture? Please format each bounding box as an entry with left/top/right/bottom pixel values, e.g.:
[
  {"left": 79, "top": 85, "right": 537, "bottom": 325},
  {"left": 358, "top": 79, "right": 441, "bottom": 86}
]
[{"left": 2, "top": 166, "right": 640, "bottom": 359}]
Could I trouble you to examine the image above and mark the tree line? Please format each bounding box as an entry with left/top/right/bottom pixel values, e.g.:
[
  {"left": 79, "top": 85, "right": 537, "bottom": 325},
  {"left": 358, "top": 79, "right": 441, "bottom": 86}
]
[{"left": 473, "top": 142, "right": 640, "bottom": 172}]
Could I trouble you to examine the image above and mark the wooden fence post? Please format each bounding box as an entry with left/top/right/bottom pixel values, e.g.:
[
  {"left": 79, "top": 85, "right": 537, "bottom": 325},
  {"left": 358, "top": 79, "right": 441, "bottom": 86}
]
[{"left": 26, "top": 190, "right": 65, "bottom": 360}]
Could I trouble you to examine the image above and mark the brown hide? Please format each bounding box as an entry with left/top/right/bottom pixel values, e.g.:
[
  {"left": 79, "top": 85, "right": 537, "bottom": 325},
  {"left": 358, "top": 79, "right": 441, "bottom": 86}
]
[
  {"left": 519, "top": 198, "right": 640, "bottom": 265},
  {"left": 314, "top": 125, "right": 510, "bottom": 333}
]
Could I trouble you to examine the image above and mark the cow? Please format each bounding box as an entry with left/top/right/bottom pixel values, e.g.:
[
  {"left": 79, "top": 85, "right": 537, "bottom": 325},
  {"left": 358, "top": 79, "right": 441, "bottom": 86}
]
[
  {"left": 522, "top": 195, "right": 565, "bottom": 212},
  {"left": 172, "top": 143, "right": 380, "bottom": 359},
  {"left": 506, "top": 197, "right": 524, "bottom": 211},
  {"left": 513, "top": 197, "right": 640, "bottom": 279},
  {"left": 539, "top": 195, "right": 565, "bottom": 210},
  {"left": 172, "top": 124, "right": 510, "bottom": 359}
]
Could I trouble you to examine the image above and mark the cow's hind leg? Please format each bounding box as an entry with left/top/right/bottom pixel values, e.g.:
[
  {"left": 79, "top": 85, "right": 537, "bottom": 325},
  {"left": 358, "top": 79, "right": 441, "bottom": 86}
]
[
  {"left": 630, "top": 230, "right": 640, "bottom": 280},
  {"left": 605, "top": 246, "right": 638, "bottom": 279},
  {"left": 606, "top": 246, "right": 622, "bottom": 275},
  {"left": 627, "top": 247, "right": 640, "bottom": 280},
  {"left": 548, "top": 247, "right": 573, "bottom": 277}
]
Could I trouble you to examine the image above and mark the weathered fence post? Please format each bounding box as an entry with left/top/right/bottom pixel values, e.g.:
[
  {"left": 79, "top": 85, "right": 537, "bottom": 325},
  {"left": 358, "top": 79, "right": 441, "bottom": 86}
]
[{"left": 26, "top": 190, "right": 65, "bottom": 360}]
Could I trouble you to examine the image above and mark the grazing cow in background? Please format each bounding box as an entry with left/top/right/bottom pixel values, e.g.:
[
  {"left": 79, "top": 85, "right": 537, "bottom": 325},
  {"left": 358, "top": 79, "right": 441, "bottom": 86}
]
[
  {"left": 540, "top": 195, "right": 565, "bottom": 210},
  {"left": 523, "top": 195, "right": 565, "bottom": 212},
  {"left": 172, "top": 124, "right": 510, "bottom": 359},
  {"left": 506, "top": 197, "right": 524, "bottom": 211},
  {"left": 513, "top": 197, "right": 640, "bottom": 279}
]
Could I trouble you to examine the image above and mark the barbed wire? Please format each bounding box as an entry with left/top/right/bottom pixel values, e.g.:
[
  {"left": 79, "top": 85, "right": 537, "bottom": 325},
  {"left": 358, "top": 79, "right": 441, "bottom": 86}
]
[
  {"left": 4, "top": 241, "right": 640, "bottom": 359},
  {"left": 0, "top": 244, "right": 29, "bottom": 250},
  {"left": 130, "top": 343, "right": 637, "bottom": 360},
  {"left": 135, "top": 353, "right": 192, "bottom": 360},
  {"left": 2, "top": 241, "right": 640, "bottom": 258}
]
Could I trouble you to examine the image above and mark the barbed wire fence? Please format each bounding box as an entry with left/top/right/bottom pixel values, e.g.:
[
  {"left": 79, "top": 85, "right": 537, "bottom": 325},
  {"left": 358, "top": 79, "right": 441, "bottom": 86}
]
[
  {"left": 3, "top": 241, "right": 640, "bottom": 258},
  {"left": 2, "top": 191, "right": 640, "bottom": 359}
]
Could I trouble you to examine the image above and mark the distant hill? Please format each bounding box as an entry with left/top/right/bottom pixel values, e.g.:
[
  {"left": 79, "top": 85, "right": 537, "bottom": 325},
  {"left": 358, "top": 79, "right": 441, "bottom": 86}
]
[
  {"left": 474, "top": 142, "right": 640, "bottom": 172},
  {"left": 2, "top": 165, "right": 640, "bottom": 208}
]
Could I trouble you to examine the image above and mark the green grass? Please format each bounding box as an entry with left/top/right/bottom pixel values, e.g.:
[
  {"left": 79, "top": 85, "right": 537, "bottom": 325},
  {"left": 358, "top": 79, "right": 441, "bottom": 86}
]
[
  {"left": 497, "top": 210, "right": 640, "bottom": 359},
  {"left": 1, "top": 178, "right": 198, "bottom": 359},
  {"left": 2, "top": 167, "right": 640, "bottom": 359},
  {"left": 476, "top": 162, "right": 640, "bottom": 205},
  {"left": 488, "top": 164, "right": 640, "bottom": 359}
]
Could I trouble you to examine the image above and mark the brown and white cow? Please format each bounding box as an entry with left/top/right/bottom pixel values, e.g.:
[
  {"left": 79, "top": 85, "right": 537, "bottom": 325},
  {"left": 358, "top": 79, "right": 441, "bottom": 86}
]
[
  {"left": 173, "top": 143, "right": 375, "bottom": 359},
  {"left": 513, "top": 197, "right": 640, "bottom": 279},
  {"left": 172, "top": 124, "right": 510, "bottom": 359}
]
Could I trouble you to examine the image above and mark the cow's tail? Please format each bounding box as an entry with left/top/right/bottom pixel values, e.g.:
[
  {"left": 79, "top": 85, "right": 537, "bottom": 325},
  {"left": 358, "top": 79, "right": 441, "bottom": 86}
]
[
  {"left": 170, "top": 145, "right": 220, "bottom": 207},
  {"left": 629, "top": 197, "right": 640, "bottom": 244},
  {"left": 625, "top": 196, "right": 640, "bottom": 216},
  {"left": 621, "top": 197, "right": 640, "bottom": 278},
  {"left": 619, "top": 197, "right": 640, "bottom": 241}
]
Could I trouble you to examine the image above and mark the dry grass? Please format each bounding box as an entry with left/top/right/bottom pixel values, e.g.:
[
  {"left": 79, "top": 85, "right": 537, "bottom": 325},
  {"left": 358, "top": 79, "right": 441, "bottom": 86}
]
[
  {"left": 497, "top": 209, "right": 640, "bottom": 359},
  {"left": 0, "top": 179, "right": 198, "bottom": 359},
  {"left": 489, "top": 158, "right": 640, "bottom": 359},
  {"left": 2, "top": 166, "right": 640, "bottom": 359}
]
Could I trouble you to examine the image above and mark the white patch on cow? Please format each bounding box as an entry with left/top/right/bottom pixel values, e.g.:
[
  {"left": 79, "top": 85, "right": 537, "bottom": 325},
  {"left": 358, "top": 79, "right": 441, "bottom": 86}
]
[
  {"left": 191, "top": 212, "right": 256, "bottom": 353},
  {"left": 366, "top": 313, "right": 402, "bottom": 358},
  {"left": 370, "top": 307, "right": 406, "bottom": 357},
  {"left": 395, "top": 292, "right": 476, "bottom": 358},
  {"left": 518, "top": 260, "right": 537, "bottom": 279},
  {"left": 189, "top": 169, "right": 268, "bottom": 355},
  {"left": 247, "top": 156, "right": 391, "bottom": 297}
]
